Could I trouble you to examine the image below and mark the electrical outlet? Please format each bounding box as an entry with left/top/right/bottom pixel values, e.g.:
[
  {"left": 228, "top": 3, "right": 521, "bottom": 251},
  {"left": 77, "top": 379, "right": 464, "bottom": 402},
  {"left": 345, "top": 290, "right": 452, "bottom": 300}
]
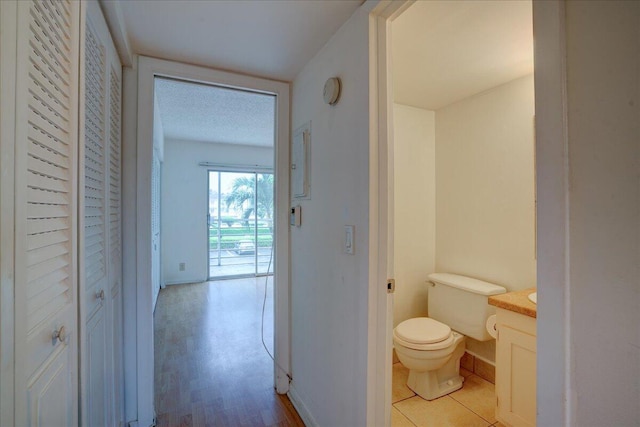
[{"left": 179, "top": 262, "right": 185, "bottom": 271}]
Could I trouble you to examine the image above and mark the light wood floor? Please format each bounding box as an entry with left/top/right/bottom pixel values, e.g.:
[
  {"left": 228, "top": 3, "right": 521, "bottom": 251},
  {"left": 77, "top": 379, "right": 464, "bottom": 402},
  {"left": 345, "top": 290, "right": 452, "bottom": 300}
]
[{"left": 154, "top": 278, "right": 305, "bottom": 427}]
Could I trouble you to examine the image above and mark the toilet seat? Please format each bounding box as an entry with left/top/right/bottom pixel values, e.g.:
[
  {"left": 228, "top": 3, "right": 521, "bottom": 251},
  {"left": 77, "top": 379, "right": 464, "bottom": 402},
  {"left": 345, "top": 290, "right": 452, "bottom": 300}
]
[{"left": 393, "top": 318, "right": 455, "bottom": 351}]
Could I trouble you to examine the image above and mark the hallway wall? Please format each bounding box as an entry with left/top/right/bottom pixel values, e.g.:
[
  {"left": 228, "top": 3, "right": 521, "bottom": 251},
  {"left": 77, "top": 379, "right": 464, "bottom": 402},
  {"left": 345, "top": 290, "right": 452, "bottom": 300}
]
[
  {"left": 161, "top": 139, "right": 273, "bottom": 284},
  {"left": 563, "top": 2, "right": 639, "bottom": 424},
  {"left": 289, "top": 6, "right": 371, "bottom": 426}
]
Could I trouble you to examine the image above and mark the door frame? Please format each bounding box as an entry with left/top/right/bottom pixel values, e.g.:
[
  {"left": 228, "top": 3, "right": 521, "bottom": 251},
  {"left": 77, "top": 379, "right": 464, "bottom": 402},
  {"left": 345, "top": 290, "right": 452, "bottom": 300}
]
[
  {"left": 128, "top": 56, "right": 290, "bottom": 426},
  {"left": 368, "top": 0, "right": 571, "bottom": 425},
  {"left": 367, "top": 2, "right": 414, "bottom": 425}
]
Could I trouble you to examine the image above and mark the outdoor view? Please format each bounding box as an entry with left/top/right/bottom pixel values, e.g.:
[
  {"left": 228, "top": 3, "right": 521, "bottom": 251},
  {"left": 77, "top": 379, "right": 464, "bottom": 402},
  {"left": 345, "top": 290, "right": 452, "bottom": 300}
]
[{"left": 208, "top": 171, "right": 274, "bottom": 278}]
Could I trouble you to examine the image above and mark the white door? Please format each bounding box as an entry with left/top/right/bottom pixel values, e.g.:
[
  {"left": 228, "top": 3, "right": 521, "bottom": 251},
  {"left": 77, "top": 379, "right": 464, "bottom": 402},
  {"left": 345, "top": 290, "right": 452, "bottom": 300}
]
[
  {"left": 11, "top": 0, "right": 81, "bottom": 425},
  {"left": 82, "top": 9, "right": 109, "bottom": 423},
  {"left": 108, "top": 47, "right": 124, "bottom": 426},
  {"left": 80, "top": 1, "right": 123, "bottom": 426},
  {"left": 151, "top": 152, "right": 161, "bottom": 310}
]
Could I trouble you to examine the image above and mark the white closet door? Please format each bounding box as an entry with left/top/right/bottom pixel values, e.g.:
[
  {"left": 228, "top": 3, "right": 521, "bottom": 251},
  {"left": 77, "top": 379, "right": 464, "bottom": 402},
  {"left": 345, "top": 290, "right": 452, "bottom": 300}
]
[
  {"left": 82, "top": 5, "right": 109, "bottom": 425},
  {"left": 108, "top": 47, "right": 124, "bottom": 426},
  {"left": 80, "top": 1, "right": 123, "bottom": 426},
  {"left": 12, "top": 0, "right": 80, "bottom": 425}
]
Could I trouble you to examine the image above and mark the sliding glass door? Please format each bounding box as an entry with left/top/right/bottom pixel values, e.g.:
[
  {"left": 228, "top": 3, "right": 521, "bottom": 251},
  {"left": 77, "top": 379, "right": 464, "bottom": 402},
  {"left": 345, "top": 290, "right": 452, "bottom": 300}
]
[{"left": 208, "top": 170, "right": 274, "bottom": 279}]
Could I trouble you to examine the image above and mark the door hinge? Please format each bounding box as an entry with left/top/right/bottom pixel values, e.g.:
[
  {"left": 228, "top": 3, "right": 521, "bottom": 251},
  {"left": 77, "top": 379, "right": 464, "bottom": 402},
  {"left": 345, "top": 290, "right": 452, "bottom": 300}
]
[
  {"left": 496, "top": 396, "right": 499, "bottom": 407},
  {"left": 387, "top": 279, "right": 395, "bottom": 294}
]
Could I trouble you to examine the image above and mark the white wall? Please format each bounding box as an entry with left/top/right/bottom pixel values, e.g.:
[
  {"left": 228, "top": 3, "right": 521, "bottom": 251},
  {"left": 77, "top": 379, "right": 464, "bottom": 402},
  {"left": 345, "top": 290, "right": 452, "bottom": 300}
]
[
  {"left": 435, "top": 75, "right": 536, "bottom": 290},
  {"left": 393, "top": 104, "right": 435, "bottom": 327},
  {"left": 289, "top": 7, "right": 370, "bottom": 427},
  {"left": 564, "top": 2, "right": 639, "bottom": 425},
  {"left": 161, "top": 139, "right": 273, "bottom": 284},
  {"left": 432, "top": 75, "right": 535, "bottom": 361}
]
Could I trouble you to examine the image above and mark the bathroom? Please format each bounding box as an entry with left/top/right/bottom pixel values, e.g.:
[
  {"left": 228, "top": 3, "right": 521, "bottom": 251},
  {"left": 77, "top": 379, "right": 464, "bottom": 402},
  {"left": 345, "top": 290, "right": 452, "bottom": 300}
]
[{"left": 390, "top": 1, "right": 536, "bottom": 426}]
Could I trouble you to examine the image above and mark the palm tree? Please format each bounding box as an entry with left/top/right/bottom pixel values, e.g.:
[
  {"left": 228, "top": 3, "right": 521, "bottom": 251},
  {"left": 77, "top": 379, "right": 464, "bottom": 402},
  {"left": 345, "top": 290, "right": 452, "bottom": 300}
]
[{"left": 225, "top": 174, "right": 274, "bottom": 228}]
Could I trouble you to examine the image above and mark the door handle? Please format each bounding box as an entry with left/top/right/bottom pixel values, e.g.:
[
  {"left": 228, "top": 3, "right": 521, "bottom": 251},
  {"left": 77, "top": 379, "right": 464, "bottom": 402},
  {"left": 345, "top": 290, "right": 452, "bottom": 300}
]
[
  {"left": 96, "top": 289, "right": 105, "bottom": 301},
  {"left": 52, "top": 325, "right": 66, "bottom": 345}
]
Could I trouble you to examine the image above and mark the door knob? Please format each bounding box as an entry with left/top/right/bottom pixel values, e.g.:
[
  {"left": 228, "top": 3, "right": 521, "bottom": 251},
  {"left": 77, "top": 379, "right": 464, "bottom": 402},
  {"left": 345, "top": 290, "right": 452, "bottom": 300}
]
[
  {"left": 52, "top": 326, "right": 66, "bottom": 345},
  {"left": 96, "top": 289, "right": 105, "bottom": 301}
]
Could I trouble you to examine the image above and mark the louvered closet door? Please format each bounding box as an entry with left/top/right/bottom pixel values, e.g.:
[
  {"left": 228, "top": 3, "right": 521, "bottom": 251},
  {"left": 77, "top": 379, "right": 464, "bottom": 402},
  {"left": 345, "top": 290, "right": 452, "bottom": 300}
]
[
  {"left": 83, "top": 8, "right": 108, "bottom": 426},
  {"left": 107, "top": 35, "right": 124, "bottom": 427},
  {"left": 12, "top": 0, "right": 80, "bottom": 425},
  {"left": 80, "top": 2, "right": 123, "bottom": 426}
]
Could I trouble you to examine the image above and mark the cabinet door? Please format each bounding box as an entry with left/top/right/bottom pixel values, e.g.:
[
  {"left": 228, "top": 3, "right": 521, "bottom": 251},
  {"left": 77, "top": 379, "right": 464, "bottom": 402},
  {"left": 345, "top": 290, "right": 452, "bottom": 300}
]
[
  {"left": 12, "top": 0, "right": 80, "bottom": 425},
  {"left": 496, "top": 326, "right": 537, "bottom": 427}
]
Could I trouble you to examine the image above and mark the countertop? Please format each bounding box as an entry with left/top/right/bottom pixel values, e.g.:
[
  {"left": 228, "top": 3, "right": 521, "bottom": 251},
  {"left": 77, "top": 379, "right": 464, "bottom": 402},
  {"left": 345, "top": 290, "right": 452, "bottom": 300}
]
[{"left": 488, "top": 288, "right": 537, "bottom": 318}]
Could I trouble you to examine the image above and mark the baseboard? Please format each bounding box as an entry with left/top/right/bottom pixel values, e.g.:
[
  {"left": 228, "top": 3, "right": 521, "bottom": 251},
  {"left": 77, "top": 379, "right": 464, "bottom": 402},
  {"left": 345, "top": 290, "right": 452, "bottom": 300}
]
[
  {"left": 460, "top": 350, "right": 496, "bottom": 384},
  {"left": 287, "top": 385, "right": 319, "bottom": 427},
  {"left": 163, "top": 278, "right": 207, "bottom": 286}
]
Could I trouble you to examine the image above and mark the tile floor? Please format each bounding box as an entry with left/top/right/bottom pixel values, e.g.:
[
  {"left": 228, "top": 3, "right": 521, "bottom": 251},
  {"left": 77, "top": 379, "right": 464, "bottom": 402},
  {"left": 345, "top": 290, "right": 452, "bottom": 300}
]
[{"left": 392, "top": 362, "right": 504, "bottom": 427}]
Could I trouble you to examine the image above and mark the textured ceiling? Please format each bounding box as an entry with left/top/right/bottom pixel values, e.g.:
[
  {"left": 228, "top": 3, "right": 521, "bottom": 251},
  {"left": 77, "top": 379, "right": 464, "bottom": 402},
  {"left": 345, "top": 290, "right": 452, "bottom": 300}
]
[
  {"left": 120, "top": 0, "right": 363, "bottom": 81},
  {"left": 392, "top": 0, "right": 533, "bottom": 110},
  {"left": 154, "top": 78, "right": 275, "bottom": 147}
]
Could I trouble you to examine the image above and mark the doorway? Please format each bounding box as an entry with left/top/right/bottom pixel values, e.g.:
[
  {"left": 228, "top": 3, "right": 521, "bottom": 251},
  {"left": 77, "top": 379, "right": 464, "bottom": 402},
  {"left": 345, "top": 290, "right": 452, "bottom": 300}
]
[
  {"left": 381, "top": 1, "right": 536, "bottom": 425},
  {"left": 126, "top": 57, "right": 291, "bottom": 425},
  {"left": 208, "top": 170, "right": 275, "bottom": 279}
]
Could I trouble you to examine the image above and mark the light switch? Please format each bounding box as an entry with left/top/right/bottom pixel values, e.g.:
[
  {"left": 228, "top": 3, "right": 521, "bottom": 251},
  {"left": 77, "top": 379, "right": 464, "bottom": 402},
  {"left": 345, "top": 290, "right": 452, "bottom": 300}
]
[{"left": 344, "top": 225, "right": 354, "bottom": 254}]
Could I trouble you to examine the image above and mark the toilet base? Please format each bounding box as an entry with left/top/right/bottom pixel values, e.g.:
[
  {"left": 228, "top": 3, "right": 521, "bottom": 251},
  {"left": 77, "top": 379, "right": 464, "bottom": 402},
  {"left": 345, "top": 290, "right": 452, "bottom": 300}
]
[
  {"left": 405, "top": 338, "right": 466, "bottom": 400},
  {"left": 407, "top": 370, "right": 464, "bottom": 400}
]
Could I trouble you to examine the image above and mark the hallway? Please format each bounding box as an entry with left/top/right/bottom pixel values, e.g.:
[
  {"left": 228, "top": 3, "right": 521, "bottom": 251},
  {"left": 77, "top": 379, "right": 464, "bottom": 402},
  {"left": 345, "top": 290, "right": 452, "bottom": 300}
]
[{"left": 154, "top": 278, "right": 304, "bottom": 426}]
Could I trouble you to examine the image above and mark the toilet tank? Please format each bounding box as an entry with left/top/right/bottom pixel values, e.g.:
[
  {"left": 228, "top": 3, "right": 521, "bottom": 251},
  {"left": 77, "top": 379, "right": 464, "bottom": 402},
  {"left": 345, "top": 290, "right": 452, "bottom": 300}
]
[{"left": 427, "top": 273, "right": 506, "bottom": 341}]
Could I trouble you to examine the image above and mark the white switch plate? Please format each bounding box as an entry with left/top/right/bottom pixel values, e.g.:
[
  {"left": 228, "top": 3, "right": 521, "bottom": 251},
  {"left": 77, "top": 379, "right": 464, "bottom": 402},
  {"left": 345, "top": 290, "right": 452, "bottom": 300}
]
[{"left": 344, "top": 225, "right": 354, "bottom": 254}]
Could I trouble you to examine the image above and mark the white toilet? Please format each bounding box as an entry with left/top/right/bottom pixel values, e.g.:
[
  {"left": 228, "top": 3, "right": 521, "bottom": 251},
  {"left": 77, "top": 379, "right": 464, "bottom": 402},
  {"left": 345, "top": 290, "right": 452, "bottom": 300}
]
[{"left": 393, "top": 273, "right": 506, "bottom": 400}]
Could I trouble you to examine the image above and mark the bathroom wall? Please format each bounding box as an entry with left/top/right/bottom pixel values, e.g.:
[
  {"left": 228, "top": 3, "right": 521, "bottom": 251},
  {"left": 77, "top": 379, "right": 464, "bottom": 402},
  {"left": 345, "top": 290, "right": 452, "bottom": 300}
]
[
  {"left": 435, "top": 75, "right": 536, "bottom": 291},
  {"left": 393, "top": 104, "right": 436, "bottom": 327},
  {"left": 161, "top": 138, "right": 273, "bottom": 284}
]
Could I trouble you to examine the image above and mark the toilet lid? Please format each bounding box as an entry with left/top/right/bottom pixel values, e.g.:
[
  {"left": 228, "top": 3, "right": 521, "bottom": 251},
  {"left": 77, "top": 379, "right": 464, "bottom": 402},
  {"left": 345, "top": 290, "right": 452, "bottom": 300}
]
[{"left": 395, "top": 317, "right": 451, "bottom": 344}]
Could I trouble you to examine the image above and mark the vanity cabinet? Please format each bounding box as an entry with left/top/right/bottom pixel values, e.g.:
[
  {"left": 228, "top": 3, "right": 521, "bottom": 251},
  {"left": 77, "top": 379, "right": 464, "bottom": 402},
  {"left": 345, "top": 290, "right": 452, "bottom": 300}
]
[{"left": 495, "top": 307, "right": 537, "bottom": 427}]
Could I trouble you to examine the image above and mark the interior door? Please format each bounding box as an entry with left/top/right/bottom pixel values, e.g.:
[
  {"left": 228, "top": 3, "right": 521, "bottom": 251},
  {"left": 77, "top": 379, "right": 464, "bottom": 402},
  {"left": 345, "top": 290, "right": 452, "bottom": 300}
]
[
  {"left": 81, "top": 1, "right": 123, "bottom": 426},
  {"left": 151, "top": 151, "right": 161, "bottom": 310},
  {"left": 12, "top": 0, "right": 80, "bottom": 425}
]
